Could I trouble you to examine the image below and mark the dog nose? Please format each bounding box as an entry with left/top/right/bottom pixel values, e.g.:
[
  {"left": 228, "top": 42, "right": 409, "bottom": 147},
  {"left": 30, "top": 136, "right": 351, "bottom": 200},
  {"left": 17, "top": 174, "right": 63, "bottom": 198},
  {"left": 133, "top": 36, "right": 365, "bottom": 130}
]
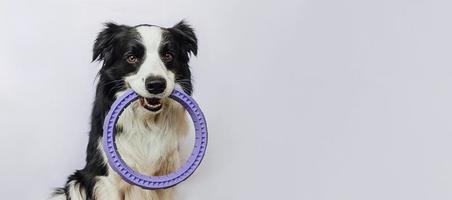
[{"left": 145, "top": 77, "right": 166, "bottom": 94}]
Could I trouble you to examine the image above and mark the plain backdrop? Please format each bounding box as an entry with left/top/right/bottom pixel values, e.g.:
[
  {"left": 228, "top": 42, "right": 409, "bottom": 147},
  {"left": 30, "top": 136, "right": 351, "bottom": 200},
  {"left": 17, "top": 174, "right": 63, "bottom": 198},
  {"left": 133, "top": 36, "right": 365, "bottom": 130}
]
[{"left": 1, "top": 0, "right": 452, "bottom": 199}]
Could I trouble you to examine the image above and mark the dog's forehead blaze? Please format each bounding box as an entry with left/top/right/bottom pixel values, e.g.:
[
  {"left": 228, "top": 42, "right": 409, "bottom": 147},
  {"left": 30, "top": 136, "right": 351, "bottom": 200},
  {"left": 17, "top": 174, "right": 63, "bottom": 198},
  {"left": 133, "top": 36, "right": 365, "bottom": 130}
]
[{"left": 135, "top": 26, "right": 164, "bottom": 53}]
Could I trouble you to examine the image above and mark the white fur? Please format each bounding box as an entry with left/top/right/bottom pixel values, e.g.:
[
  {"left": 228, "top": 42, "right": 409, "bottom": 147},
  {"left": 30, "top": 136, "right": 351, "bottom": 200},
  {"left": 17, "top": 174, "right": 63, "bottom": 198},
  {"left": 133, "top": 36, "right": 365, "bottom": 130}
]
[
  {"left": 68, "top": 180, "right": 87, "bottom": 200},
  {"left": 50, "top": 180, "right": 86, "bottom": 200},
  {"left": 125, "top": 26, "right": 176, "bottom": 100},
  {"left": 110, "top": 100, "right": 186, "bottom": 176}
]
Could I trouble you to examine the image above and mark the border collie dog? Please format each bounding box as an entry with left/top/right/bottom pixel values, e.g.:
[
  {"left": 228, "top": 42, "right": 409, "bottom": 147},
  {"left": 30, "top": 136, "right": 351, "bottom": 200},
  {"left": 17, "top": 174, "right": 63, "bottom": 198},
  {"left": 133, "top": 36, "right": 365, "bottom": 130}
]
[{"left": 51, "top": 21, "right": 197, "bottom": 200}]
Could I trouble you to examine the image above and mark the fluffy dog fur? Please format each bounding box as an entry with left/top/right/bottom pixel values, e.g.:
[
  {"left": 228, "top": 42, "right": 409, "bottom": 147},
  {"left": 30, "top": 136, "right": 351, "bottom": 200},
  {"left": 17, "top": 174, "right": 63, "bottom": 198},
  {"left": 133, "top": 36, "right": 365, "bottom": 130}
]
[{"left": 50, "top": 20, "right": 197, "bottom": 200}]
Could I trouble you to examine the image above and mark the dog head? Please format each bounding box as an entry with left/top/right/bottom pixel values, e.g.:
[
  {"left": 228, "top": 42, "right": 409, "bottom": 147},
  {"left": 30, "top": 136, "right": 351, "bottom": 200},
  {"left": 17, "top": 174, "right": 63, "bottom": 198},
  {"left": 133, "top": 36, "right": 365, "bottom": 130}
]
[{"left": 93, "top": 21, "right": 197, "bottom": 113}]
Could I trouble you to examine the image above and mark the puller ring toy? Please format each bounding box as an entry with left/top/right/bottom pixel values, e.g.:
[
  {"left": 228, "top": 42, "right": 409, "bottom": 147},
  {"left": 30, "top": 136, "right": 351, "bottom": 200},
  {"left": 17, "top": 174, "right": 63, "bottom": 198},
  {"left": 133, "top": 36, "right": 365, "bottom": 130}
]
[{"left": 102, "top": 88, "right": 208, "bottom": 189}]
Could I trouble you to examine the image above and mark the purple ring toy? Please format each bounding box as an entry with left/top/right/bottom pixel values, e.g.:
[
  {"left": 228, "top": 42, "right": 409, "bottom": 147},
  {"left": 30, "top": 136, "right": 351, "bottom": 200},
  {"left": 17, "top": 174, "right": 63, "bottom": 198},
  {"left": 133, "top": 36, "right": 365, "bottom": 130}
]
[{"left": 102, "top": 88, "right": 208, "bottom": 189}]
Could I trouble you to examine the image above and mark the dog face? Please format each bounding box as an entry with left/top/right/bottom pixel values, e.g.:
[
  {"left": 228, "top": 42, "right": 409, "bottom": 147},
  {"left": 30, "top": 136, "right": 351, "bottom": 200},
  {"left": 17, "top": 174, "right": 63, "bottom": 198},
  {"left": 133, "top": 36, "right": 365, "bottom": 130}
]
[{"left": 93, "top": 21, "right": 197, "bottom": 113}]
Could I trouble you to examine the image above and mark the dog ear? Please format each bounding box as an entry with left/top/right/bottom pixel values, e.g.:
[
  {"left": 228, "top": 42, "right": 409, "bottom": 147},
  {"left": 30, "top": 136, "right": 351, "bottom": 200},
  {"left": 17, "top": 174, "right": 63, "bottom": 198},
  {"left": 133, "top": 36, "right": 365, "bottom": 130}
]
[
  {"left": 170, "top": 20, "right": 198, "bottom": 57},
  {"left": 92, "top": 22, "right": 125, "bottom": 65}
]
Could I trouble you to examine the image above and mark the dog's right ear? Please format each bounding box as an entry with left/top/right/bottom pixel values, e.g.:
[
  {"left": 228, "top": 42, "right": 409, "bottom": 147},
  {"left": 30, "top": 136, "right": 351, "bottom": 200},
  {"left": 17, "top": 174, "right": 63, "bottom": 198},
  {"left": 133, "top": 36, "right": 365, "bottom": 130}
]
[{"left": 92, "top": 22, "right": 124, "bottom": 65}]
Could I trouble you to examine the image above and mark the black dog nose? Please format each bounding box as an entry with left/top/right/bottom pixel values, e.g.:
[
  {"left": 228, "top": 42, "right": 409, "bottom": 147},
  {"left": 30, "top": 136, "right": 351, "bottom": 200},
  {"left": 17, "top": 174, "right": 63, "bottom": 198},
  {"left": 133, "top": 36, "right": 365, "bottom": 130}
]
[{"left": 145, "top": 77, "right": 166, "bottom": 94}]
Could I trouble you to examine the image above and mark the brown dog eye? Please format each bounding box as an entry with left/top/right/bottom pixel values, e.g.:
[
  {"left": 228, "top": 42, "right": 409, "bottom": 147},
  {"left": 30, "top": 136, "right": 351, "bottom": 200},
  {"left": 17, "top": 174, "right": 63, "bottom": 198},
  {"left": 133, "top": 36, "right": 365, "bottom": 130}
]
[
  {"left": 162, "top": 53, "right": 173, "bottom": 63},
  {"left": 126, "top": 55, "right": 138, "bottom": 64}
]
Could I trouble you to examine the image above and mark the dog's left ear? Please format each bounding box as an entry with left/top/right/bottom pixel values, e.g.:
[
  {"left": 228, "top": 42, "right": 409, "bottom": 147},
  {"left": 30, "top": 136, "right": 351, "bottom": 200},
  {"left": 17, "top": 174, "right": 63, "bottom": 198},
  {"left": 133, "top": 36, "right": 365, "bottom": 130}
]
[
  {"left": 169, "top": 20, "right": 198, "bottom": 57},
  {"left": 92, "top": 23, "right": 129, "bottom": 66}
]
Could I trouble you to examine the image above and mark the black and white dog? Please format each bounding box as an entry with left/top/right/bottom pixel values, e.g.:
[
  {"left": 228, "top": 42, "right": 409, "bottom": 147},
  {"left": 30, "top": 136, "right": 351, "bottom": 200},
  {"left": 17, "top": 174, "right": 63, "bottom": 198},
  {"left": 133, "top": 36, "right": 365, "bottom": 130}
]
[{"left": 50, "top": 21, "right": 197, "bottom": 200}]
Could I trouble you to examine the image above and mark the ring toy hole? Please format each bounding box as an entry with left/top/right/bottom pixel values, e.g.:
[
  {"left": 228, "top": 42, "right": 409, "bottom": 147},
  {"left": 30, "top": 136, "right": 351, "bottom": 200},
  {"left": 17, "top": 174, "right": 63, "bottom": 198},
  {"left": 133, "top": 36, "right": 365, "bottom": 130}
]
[{"left": 102, "top": 88, "right": 208, "bottom": 189}]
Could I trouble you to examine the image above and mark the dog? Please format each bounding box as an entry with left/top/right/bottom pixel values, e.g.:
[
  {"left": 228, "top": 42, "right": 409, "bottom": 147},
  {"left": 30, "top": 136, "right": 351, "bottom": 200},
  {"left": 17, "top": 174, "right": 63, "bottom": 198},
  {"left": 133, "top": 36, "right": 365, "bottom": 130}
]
[{"left": 50, "top": 20, "right": 198, "bottom": 200}]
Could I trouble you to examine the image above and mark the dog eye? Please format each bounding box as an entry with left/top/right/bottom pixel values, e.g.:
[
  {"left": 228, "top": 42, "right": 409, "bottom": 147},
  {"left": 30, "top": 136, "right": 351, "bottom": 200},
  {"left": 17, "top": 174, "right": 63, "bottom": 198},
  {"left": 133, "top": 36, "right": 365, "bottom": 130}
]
[
  {"left": 126, "top": 55, "right": 138, "bottom": 64},
  {"left": 162, "top": 53, "right": 173, "bottom": 63}
]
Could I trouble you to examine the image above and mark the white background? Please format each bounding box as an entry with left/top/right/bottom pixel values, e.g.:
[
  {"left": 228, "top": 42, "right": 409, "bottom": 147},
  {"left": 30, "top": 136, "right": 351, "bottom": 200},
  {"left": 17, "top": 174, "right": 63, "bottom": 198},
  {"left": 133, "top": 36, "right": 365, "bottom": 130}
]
[{"left": 0, "top": 0, "right": 452, "bottom": 199}]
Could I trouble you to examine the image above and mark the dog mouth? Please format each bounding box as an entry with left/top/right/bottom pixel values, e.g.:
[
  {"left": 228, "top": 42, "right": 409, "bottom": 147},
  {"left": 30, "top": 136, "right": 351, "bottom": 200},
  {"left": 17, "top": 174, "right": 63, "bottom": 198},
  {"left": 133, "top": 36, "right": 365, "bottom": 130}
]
[{"left": 139, "top": 97, "right": 163, "bottom": 112}]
